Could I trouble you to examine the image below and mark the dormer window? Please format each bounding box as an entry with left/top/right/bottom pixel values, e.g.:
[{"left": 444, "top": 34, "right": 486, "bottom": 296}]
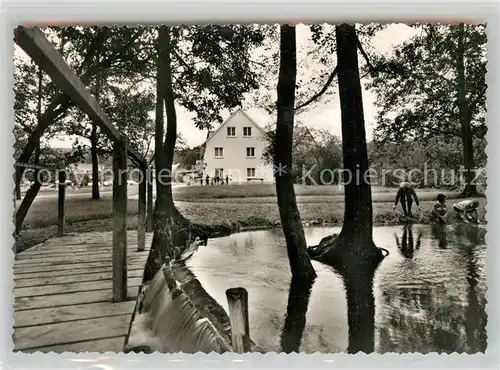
[
  {"left": 243, "top": 127, "right": 252, "bottom": 137},
  {"left": 227, "top": 127, "right": 236, "bottom": 137}
]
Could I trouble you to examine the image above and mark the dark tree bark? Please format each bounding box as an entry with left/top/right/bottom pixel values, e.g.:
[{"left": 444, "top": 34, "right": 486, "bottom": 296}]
[
  {"left": 306, "top": 24, "right": 386, "bottom": 354},
  {"left": 161, "top": 25, "right": 178, "bottom": 216},
  {"left": 15, "top": 96, "right": 71, "bottom": 186},
  {"left": 143, "top": 26, "right": 195, "bottom": 283},
  {"left": 143, "top": 26, "right": 172, "bottom": 283},
  {"left": 143, "top": 27, "right": 233, "bottom": 283},
  {"left": 15, "top": 180, "right": 41, "bottom": 235},
  {"left": 457, "top": 23, "right": 477, "bottom": 198},
  {"left": 275, "top": 24, "right": 316, "bottom": 280},
  {"left": 280, "top": 276, "right": 314, "bottom": 353},
  {"left": 309, "top": 24, "right": 383, "bottom": 268}
]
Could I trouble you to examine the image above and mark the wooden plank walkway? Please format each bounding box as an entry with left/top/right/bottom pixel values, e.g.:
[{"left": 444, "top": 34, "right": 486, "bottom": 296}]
[{"left": 13, "top": 231, "right": 152, "bottom": 353}]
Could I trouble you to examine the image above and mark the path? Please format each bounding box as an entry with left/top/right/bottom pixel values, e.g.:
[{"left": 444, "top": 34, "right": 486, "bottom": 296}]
[{"left": 13, "top": 231, "right": 152, "bottom": 353}]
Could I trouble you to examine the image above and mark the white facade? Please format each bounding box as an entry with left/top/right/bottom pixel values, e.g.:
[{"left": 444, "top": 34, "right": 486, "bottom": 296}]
[{"left": 201, "top": 109, "right": 274, "bottom": 184}]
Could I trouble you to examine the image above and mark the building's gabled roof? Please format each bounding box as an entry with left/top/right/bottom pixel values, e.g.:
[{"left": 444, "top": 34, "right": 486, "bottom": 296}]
[{"left": 200, "top": 108, "right": 269, "bottom": 147}]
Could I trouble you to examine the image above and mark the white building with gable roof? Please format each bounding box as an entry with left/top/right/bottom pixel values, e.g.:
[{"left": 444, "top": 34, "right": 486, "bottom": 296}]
[{"left": 200, "top": 108, "right": 274, "bottom": 184}]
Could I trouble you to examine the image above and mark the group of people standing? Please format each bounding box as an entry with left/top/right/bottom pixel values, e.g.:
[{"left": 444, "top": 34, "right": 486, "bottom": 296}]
[
  {"left": 201, "top": 174, "right": 230, "bottom": 186},
  {"left": 393, "top": 182, "right": 480, "bottom": 224}
]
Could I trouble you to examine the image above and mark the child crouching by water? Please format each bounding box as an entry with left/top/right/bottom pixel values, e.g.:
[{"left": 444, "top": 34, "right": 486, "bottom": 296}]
[
  {"left": 430, "top": 193, "right": 448, "bottom": 224},
  {"left": 453, "top": 199, "right": 480, "bottom": 224}
]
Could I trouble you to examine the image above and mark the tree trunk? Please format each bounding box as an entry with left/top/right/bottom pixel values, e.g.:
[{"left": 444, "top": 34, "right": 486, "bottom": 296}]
[
  {"left": 306, "top": 24, "right": 385, "bottom": 354},
  {"left": 142, "top": 27, "right": 244, "bottom": 282},
  {"left": 15, "top": 180, "right": 42, "bottom": 235},
  {"left": 143, "top": 26, "right": 185, "bottom": 283},
  {"left": 15, "top": 96, "right": 71, "bottom": 187},
  {"left": 336, "top": 24, "right": 373, "bottom": 236},
  {"left": 162, "top": 25, "right": 178, "bottom": 216},
  {"left": 309, "top": 24, "right": 383, "bottom": 267},
  {"left": 275, "top": 25, "right": 316, "bottom": 280},
  {"left": 15, "top": 65, "right": 44, "bottom": 235},
  {"left": 457, "top": 23, "right": 477, "bottom": 198},
  {"left": 16, "top": 135, "right": 42, "bottom": 235}
]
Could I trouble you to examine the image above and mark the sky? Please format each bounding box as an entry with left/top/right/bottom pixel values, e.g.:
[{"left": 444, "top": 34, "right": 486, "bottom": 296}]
[
  {"left": 171, "top": 24, "right": 418, "bottom": 147},
  {"left": 15, "top": 24, "right": 419, "bottom": 149}
]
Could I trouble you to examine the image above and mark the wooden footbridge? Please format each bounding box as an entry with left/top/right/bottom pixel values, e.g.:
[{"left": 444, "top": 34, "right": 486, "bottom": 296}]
[
  {"left": 13, "top": 231, "right": 152, "bottom": 352},
  {"left": 12, "top": 27, "right": 154, "bottom": 352},
  {"left": 13, "top": 26, "right": 255, "bottom": 354}
]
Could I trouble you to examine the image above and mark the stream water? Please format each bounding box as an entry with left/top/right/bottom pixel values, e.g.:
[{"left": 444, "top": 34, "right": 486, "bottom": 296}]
[{"left": 185, "top": 224, "right": 487, "bottom": 353}]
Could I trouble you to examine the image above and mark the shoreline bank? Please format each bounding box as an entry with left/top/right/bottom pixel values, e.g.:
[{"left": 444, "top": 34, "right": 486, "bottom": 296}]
[{"left": 15, "top": 203, "right": 487, "bottom": 254}]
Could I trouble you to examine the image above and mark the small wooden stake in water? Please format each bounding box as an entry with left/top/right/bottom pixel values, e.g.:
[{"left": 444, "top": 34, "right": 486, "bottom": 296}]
[
  {"left": 57, "top": 170, "right": 66, "bottom": 236},
  {"left": 226, "top": 287, "right": 251, "bottom": 353}
]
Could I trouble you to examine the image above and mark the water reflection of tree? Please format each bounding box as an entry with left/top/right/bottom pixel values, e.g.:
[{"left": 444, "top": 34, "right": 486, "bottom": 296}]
[
  {"left": 395, "top": 225, "right": 422, "bottom": 258},
  {"left": 454, "top": 224, "right": 487, "bottom": 352},
  {"left": 342, "top": 266, "right": 379, "bottom": 353},
  {"left": 280, "top": 276, "right": 315, "bottom": 353},
  {"left": 377, "top": 224, "right": 487, "bottom": 353}
]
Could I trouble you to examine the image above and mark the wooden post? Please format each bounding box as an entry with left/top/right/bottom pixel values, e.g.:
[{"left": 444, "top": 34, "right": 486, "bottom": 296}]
[
  {"left": 112, "top": 136, "right": 128, "bottom": 302},
  {"left": 225, "top": 287, "right": 251, "bottom": 353},
  {"left": 146, "top": 166, "right": 153, "bottom": 232},
  {"left": 137, "top": 162, "right": 146, "bottom": 252},
  {"left": 57, "top": 170, "right": 66, "bottom": 236}
]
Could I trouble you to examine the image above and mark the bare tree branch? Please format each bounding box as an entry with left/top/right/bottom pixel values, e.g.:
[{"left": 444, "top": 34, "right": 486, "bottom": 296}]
[
  {"left": 356, "top": 35, "right": 376, "bottom": 73},
  {"left": 294, "top": 66, "right": 338, "bottom": 112}
]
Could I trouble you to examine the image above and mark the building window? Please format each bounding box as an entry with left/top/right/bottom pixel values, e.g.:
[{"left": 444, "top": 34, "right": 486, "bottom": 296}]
[
  {"left": 243, "top": 127, "right": 252, "bottom": 137},
  {"left": 246, "top": 147, "right": 255, "bottom": 157},
  {"left": 215, "top": 168, "right": 224, "bottom": 178},
  {"left": 215, "top": 147, "right": 223, "bottom": 157},
  {"left": 247, "top": 168, "right": 256, "bottom": 178},
  {"left": 227, "top": 127, "right": 236, "bottom": 137}
]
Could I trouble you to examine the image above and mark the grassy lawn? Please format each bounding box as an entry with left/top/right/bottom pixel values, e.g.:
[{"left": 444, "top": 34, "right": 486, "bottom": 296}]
[
  {"left": 172, "top": 183, "right": 445, "bottom": 201},
  {"left": 14, "top": 184, "right": 487, "bottom": 253}
]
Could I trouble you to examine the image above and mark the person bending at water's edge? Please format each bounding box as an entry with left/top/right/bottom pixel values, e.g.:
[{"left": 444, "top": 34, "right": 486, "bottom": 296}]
[
  {"left": 393, "top": 182, "right": 421, "bottom": 217},
  {"left": 453, "top": 199, "right": 480, "bottom": 224},
  {"left": 430, "top": 193, "right": 448, "bottom": 224}
]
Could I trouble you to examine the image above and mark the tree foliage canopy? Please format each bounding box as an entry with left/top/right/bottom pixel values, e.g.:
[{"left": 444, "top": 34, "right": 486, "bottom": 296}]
[{"left": 366, "top": 23, "right": 487, "bottom": 143}]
